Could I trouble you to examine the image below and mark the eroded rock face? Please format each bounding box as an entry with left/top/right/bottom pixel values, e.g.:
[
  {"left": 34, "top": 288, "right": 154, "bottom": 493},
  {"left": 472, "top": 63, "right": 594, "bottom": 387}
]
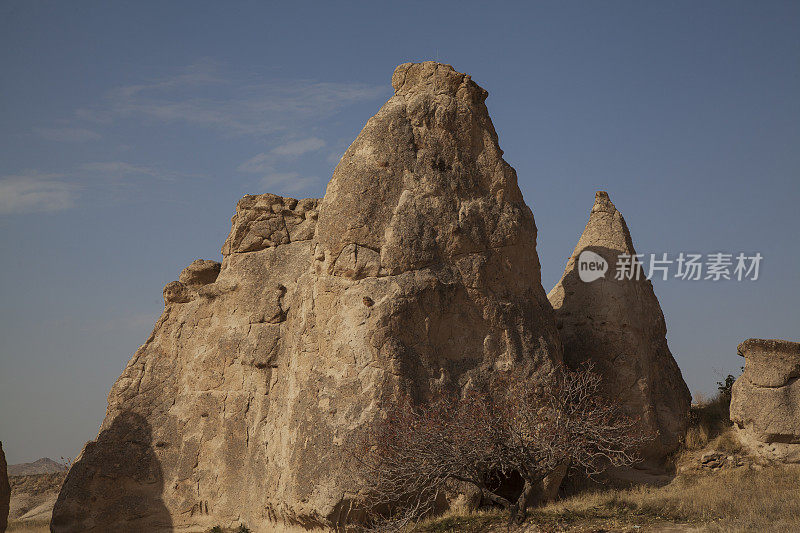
[
  {"left": 731, "top": 338, "right": 800, "bottom": 463},
  {"left": 1, "top": 442, "right": 9, "bottom": 533},
  {"left": 52, "top": 62, "right": 562, "bottom": 532},
  {"left": 52, "top": 195, "right": 316, "bottom": 532},
  {"left": 548, "top": 191, "right": 690, "bottom": 464}
]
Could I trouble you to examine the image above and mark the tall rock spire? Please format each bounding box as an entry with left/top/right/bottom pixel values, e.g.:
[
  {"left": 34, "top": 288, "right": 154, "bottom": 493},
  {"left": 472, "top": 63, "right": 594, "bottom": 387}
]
[
  {"left": 52, "top": 63, "right": 562, "bottom": 532},
  {"left": 548, "top": 191, "right": 690, "bottom": 465}
]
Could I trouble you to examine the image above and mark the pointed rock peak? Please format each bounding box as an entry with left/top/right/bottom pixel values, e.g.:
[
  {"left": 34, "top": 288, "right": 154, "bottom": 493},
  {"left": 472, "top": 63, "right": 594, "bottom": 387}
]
[
  {"left": 391, "top": 62, "right": 486, "bottom": 100},
  {"left": 548, "top": 189, "right": 690, "bottom": 466},
  {"left": 576, "top": 190, "right": 635, "bottom": 254},
  {"left": 316, "top": 61, "right": 535, "bottom": 280},
  {"left": 591, "top": 190, "right": 617, "bottom": 214}
]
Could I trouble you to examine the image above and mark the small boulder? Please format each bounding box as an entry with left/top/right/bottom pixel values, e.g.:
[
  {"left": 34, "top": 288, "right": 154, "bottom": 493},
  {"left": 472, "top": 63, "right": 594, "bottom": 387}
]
[
  {"left": 178, "top": 260, "right": 221, "bottom": 286},
  {"left": 730, "top": 338, "right": 800, "bottom": 463},
  {"left": 162, "top": 281, "right": 192, "bottom": 305}
]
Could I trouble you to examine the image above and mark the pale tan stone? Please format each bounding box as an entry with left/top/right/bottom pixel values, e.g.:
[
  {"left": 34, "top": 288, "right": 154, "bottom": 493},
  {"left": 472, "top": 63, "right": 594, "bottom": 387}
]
[
  {"left": 52, "top": 63, "right": 562, "bottom": 532},
  {"left": 548, "top": 191, "right": 690, "bottom": 465},
  {"left": 731, "top": 338, "right": 800, "bottom": 463}
]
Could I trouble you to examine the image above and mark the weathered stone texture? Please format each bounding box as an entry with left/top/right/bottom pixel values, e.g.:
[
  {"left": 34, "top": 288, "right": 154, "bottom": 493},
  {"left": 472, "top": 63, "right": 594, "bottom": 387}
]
[
  {"left": 222, "top": 194, "right": 319, "bottom": 255},
  {"left": 52, "top": 62, "right": 562, "bottom": 532},
  {"left": 548, "top": 191, "right": 690, "bottom": 464},
  {"left": 731, "top": 338, "right": 800, "bottom": 463}
]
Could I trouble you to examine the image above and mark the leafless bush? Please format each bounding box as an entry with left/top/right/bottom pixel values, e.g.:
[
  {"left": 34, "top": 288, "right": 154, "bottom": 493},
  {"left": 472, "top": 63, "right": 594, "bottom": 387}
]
[{"left": 351, "top": 365, "right": 650, "bottom": 531}]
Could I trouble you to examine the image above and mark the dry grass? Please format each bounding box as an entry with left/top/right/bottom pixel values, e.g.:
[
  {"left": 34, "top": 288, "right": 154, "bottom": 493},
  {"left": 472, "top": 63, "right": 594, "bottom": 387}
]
[
  {"left": 538, "top": 464, "right": 800, "bottom": 532},
  {"left": 419, "top": 387, "right": 800, "bottom": 532},
  {"left": 6, "top": 520, "right": 50, "bottom": 533},
  {"left": 418, "top": 465, "right": 800, "bottom": 532},
  {"left": 684, "top": 393, "right": 733, "bottom": 451},
  {"left": 415, "top": 509, "right": 505, "bottom": 532}
]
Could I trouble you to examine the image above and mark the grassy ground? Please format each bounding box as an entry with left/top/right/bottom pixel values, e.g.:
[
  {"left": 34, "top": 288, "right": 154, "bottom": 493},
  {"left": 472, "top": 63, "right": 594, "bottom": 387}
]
[
  {"left": 6, "top": 520, "right": 50, "bottom": 533},
  {"left": 12, "top": 461, "right": 798, "bottom": 533},
  {"left": 417, "top": 464, "right": 800, "bottom": 532},
  {"left": 537, "top": 464, "right": 799, "bottom": 531},
  {"left": 419, "top": 389, "right": 799, "bottom": 533}
]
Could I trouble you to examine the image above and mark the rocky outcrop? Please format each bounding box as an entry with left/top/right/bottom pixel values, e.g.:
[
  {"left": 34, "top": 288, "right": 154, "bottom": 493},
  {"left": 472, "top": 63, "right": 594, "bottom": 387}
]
[
  {"left": 52, "top": 62, "right": 562, "bottom": 532},
  {"left": 548, "top": 191, "right": 690, "bottom": 464},
  {"left": 731, "top": 338, "right": 800, "bottom": 463},
  {"left": 8, "top": 472, "right": 66, "bottom": 527},
  {"left": 6, "top": 458, "right": 67, "bottom": 477},
  {"left": 1, "top": 442, "right": 9, "bottom": 533}
]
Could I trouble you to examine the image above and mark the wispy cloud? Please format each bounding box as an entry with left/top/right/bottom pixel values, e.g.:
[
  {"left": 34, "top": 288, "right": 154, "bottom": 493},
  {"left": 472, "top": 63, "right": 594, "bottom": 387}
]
[
  {"left": 238, "top": 137, "right": 326, "bottom": 173},
  {"left": 0, "top": 171, "right": 76, "bottom": 214},
  {"left": 80, "top": 161, "right": 160, "bottom": 176},
  {"left": 260, "top": 172, "right": 320, "bottom": 195},
  {"left": 0, "top": 161, "right": 198, "bottom": 215},
  {"left": 16, "top": 60, "right": 385, "bottom": 208},
  {"left": 76, "top": 60, "right": 385, "bottom": 137},
  {"left": 327, "top": 151, "right": 345, "bottom": 166},
  {"left": 34, "top": 127, "right": 101, "bottom": 143},
  {"left": 238, "top": 137, "right": 327, "bottom": 193},
  {"left": 270, "top": 137, "right": 327, "bottom": 157},
  {"left": 79, "top": 161, "right": 193, "bottom": 181}
]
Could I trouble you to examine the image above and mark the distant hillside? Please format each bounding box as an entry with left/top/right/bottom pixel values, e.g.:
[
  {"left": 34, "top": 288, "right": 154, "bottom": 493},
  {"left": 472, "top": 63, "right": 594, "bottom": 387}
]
[{"left": 8, "top": 458, "right": 67, "bottom": 476}]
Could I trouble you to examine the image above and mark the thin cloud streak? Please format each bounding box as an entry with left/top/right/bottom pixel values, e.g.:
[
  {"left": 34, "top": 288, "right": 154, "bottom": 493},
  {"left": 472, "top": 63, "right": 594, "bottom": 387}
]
[
  {"left": 261, "top": 172, "right": 319, "bottom": 195},
  {"left": 13, "top": 61, "right": 384, "bottom": 210},
  {"left": 0, "top": 172, "right": 77, "bottom": 215},
  {"left": 79, "top": 161, "right": 196, "bottom": 182},
  {"left": 0, "top": 161, "right": 200, "bottom": 215},
  {"left": 75, "top": 61, "right": 385, "bottom": 137},
  {"left": 238, "top": 137, "right": 327, "bottom": 173},
  {"left": 239, "top": 137, "right": 328, "bottom": 193},
  {"left": 35, "top": 127, "right": 101, "bottom": 143}
]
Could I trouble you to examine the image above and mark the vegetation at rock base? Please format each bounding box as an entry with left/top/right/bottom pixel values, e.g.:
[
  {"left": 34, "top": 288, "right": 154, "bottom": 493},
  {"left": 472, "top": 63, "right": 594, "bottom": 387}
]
[
  {"left": 415, "top": 464, "right": 800, "bottom": 532},
  {"left": 414, "top": 382, "right": 798, "bottom": 533},
  {"left": 685, "top": 380, "right": 738, "bottom": 451},
  {"left": 352, "top": 365, "right": 649, "bottom": 531}
]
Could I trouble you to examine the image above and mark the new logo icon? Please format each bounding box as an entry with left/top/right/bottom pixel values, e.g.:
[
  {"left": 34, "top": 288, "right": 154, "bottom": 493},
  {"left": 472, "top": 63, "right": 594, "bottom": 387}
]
[{"left": 577, "top": 250, "right": 608, "bottom": 282}]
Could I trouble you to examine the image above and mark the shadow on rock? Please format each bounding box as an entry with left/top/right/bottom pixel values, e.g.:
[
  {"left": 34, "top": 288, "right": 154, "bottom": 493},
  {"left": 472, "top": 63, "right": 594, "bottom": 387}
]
[{"left": 51, "top": 411, "right": 172, "bottom": 532}]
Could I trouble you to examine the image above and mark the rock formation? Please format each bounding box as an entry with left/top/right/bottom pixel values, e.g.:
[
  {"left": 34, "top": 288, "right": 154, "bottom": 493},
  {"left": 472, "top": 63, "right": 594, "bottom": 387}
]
[
  {"left": 1, "top": 442, "right": 9, "bottom": 533},
  {"left": 6, "top": 458, "right": 67, "bottom": 477},
  {"left": 52, "top": 62, "right": 562, "bottom": 532},
  {"left": 7, "top": 472, "right": 66, "bottom": 527},
  {"left": 731, "top": 338, "right": 800, "bottom": 463},
  {"left": 548, "top": 191, "right": 690, "bottom": 465}
]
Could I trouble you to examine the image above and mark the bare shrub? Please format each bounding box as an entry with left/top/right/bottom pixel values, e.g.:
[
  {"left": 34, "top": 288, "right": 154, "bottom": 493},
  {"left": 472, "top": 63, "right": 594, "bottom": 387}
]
[{"left": 351, "top": 365, "right": 650, "bottom": 531}]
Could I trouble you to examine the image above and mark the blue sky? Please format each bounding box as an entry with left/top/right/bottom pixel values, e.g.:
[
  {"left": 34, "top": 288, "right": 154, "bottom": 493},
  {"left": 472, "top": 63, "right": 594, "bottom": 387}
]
[{"left": 1, "top": 1, "right": 798, "bottom": 464}]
